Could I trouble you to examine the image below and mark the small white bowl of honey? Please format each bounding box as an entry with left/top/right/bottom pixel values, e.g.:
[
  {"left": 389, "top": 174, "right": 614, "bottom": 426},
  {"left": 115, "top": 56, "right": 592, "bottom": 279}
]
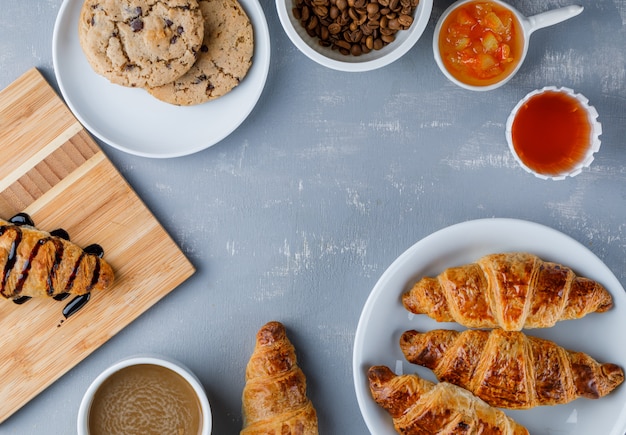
[
  {"left": 78, "top": 355, "right": 211, "bottom": 435},
  {"left": 505, "top": 86, "right": 602, "bottom": 180}
]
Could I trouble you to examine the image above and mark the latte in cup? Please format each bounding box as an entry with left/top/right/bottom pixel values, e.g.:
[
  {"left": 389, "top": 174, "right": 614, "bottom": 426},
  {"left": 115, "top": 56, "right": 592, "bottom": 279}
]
[{"left": 88, "top": 363, "right": 203, "bottom": 435}]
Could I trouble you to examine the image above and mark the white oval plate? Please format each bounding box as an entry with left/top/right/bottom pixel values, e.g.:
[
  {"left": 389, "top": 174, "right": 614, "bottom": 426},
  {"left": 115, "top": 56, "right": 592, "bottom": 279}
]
[
  {"left": 353, "top": 218, "right": 626, "bottom": 435},
  {"left": 52, "top": 0, "right": 270, "bottom": 158}
]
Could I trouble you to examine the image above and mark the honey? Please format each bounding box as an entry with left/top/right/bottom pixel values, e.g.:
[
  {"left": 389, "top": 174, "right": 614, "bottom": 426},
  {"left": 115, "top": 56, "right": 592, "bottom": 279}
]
[{"left": 510, "top": 90, "right": 591, "bottom": 177}]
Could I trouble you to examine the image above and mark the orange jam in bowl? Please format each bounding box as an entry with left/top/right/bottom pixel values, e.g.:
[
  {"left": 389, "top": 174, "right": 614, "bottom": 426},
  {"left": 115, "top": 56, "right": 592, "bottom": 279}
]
[{"left": 438, "top": 0, "right": 524, "bottom": 87}]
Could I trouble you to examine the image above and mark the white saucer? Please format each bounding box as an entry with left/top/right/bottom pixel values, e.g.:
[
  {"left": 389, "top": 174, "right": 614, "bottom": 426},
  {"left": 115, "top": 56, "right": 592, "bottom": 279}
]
[{"left": 52, "top": 0, "right": 270, "bottom": 158}]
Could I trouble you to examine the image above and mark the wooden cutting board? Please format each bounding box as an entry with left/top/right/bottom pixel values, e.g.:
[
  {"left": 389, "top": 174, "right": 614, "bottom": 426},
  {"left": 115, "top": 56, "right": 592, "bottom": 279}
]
[{"left": 0, "top": 68, "right": 196, "bottom": 423}]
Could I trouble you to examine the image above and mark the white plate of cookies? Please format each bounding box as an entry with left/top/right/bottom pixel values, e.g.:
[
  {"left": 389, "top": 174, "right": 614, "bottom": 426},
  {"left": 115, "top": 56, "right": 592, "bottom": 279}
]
[
  {"left": 353, "top": 218, "right": 626, "bottom": 434},
  {"left": 52, "top": 0, "right": 270, "bottom": 158}
]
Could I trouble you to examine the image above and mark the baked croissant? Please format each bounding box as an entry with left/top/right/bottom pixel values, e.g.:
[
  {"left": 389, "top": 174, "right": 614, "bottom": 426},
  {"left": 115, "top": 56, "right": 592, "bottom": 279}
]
[
  {"left": 0, "top": 216, "right": 114, "bottom": 300},
  {"left": 400, "top": 328, "right": 624, "bottom": 409},
  {"left": 368, "top": 365, "right": 528, "bottom": 435},
  {"left": 402, "top": 252, "right": 613, "bottom": 331},
  {"left": 241, "top": 321, "right": 318, "bottom": 435}
]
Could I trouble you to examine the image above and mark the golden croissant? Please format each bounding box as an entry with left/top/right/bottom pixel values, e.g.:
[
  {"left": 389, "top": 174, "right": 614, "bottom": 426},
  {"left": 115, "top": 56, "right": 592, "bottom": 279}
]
[
  {"left": 368, "top": 365, "right": 528, "bottom": 435},
  {"left": 0, "top": 215, "right": 114, "bottom": 300},
  {"left": 400, "top": 328, "right": 624, "bottom": 409},
  {"left": 402, "top": 252, "right": 613, "bottom": 331},
  {"left": 241, "top": 321, "right": 318, "bottom": 435}
]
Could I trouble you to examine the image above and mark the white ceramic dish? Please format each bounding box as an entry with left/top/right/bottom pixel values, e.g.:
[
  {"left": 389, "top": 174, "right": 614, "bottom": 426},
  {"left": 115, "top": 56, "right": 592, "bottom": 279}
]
[
  {"left": 276, "top": 0, "right": 433, "bottom": 72},
  {"left": 353, "top": 218, "right": 626, "bottom": 434},
  {"left": 433, "top": 0, "right": 583, "bottom": 91},
  {"left": 78, "top": 355, "right": 212, "bottom": 435},
  {"left": 506, "top": 86, "right": 602, "bottom": 181},
  {"left": 52, "top": 0, "right": 270, "bottom": 158}
]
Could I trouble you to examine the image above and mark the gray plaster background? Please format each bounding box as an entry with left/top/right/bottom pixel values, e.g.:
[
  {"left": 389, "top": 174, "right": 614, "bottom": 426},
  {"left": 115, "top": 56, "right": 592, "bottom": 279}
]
[{"left": 1, "top": 0, "right": 626, "bottom": 433}]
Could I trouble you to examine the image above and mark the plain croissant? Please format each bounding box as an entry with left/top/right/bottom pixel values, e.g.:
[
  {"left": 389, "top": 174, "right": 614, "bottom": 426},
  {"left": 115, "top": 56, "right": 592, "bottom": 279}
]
[
  {"left": 400, "top": 328, "right": 624, "bottom": 409},
  {"left": 241, "top": 321, "right": 318, "bottom": 435},
  {"left": 402, "top": 252, "right": 613, "bottom": 331},
  {"left": 0, "top": 216, "right": 114, "bottom": 300},
  {"left": 368, "top": 365, "right": 529, "bottom": 435}
]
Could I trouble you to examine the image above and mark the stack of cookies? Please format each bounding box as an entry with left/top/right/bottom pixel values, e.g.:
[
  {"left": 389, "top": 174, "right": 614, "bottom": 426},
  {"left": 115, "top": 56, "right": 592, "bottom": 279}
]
[{"left": 78, "top": 0, "right": 254, "bottom": 106}]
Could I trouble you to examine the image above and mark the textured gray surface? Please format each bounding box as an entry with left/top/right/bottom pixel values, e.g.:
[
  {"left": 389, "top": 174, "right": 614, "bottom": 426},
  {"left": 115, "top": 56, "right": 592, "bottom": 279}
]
[{"left": 1, "top": 0, "right": 626, "bottom": 433}]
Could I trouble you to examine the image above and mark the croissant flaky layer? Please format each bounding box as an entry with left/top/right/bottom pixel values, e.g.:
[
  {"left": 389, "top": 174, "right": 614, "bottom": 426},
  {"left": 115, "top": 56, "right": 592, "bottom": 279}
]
[
  {"left": 0, "top": 218, "right": 114, "bottom": 299},
  {"left": 400, "top": 328, "right": 625, "bottom": 409},
  {"left": 241, "top": 321, "right": 318, "bottom": 435},
  {"left": 402, "top": 252, "right": 613, "bottom": 331},
  {"left": 368, "top": 365, "right": 529, "bottom": 435}
]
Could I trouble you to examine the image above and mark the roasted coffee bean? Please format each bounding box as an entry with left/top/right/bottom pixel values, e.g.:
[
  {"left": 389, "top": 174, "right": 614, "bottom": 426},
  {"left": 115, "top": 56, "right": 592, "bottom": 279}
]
[
  {"left": 366, "top": 3, "right": 379, "bottom": 15},
  {"left": 292, "top": 0, "right": 419, "bottom": 56},
  {"left": 320, "top": 25, "right": 330, "bottom": 40},
  {"left": 307, "top": 15, "right": 319, "bottom": 30},
  {"left": 381, "top": 33, "right": 395, "bottom": 43},
  {"left": 348, "top": 8, "right": 359, "bottom": 22},
  {"left": 398, "top": 14, "right": 413, "bottom": 28},
  {"left": 313, "top": 5, "right": 328, "bottom": 17},
  {"left": 301, "top": 5, "right": 310, "bottom": 20},
  {"left": 335, "top": 39, "right": 352, "bottom": 50},
  {"left": 328, "top": 22, "right": 342, "bottom": 34}
]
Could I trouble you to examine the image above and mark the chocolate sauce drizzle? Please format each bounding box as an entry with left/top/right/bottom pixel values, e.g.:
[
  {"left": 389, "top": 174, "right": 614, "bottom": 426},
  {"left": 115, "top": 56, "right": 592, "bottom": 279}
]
[
  {"left": 2, "top": 213, "right": 105, "bottom": 320},
  {"left": 84, "top": 243, "right": 104, "bottom": 258},
  {"left": 50, "top": 228, "right": 70, "bottom": 241},
  {"left": 9, "top": 213, "right": 34, "bottom": 226},
  {"left": 12, "top": 295, "right": 31, "bottom": 304},
  {"left": 62, "top": 293, "right": 91, "bottom": 319},
  {"left": 53, "top": 292, "right": 70, "bottom": 301}
]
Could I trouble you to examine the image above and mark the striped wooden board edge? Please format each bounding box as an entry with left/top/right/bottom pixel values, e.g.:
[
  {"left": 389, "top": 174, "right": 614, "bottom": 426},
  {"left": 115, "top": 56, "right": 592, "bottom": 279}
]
[{"left": 0, "top": 68, "right": 196, "bottom": 423}]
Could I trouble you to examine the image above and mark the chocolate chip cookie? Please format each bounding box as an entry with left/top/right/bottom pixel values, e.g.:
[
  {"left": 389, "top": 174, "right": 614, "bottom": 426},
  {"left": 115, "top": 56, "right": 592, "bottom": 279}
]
[
  {"left": 79, "top": 0, "right": 205, "bottom": 88},
  {"left": 147, "top": 0, "right": 254, "bottom": 105}
]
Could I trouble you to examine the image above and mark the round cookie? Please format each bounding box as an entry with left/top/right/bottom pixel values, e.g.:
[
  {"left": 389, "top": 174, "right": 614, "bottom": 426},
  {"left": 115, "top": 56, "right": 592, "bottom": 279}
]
[
  {"left": 147, "top": 0, "right": 254, "bottom": 105},
  {"left": 79, "top": 0, "right": 205, "bottom": 88}
]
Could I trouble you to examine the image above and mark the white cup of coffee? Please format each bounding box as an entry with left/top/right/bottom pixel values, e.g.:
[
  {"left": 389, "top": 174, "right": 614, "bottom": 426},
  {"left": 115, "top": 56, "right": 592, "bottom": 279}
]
[{"left": 78, "top": 355, "right": 212, "bottom": 435}]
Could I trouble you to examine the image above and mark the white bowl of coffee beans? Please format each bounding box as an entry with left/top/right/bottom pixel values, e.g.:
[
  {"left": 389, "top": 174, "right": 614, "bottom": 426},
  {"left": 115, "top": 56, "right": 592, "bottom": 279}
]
[{"left": 276, "top": 0, "right": 433, "bottom": 71}]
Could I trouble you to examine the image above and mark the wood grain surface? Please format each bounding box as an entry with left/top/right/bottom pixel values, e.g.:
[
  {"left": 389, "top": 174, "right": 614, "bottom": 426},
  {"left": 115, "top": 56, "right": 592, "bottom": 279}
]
[{"left": 0, "top": 68, "right": 195, "bottom": 423}]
